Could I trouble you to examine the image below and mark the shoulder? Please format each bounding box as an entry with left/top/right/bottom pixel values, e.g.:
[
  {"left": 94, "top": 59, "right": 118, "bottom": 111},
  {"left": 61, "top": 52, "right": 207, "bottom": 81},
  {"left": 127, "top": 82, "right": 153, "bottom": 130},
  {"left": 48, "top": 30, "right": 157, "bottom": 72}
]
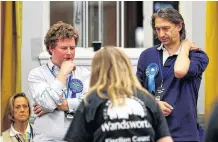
[
  {"left": 189, "top": 49, "right": 209, "bottom": 65},
  {"left": 139, "top": 44, "right": 160, "bottom": 57},
  {"left": 86, "top": 91, "right": 106, "bottom": 105},
  {"left": 136, "top": 89, "right": 158, "bottom": 113},
  {"left": 81, "top": 91, "right": 106, "bottom": 122},
  {"left": 190, "top": 49, "right": 209, "bottom": 60},
  {"left": 28, "top": 65, "right": 47, "bottom": 78},
  {"left": 74, "top": 66, "right": 91, "bottom": 78},
  {"left": 2, "top": 128, "right": 10, "bottom": 138},
  {"left": 75, "top": 66, "right": 91, "bottom": 74}
]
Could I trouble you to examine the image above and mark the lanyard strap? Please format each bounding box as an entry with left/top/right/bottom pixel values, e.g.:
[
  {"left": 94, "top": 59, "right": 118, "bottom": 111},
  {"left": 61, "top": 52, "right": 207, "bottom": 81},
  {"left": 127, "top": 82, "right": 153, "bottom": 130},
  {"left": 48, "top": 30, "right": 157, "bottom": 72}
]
[
  {"left": 14, "top": 124, "right": 33, "bottom": 142},
  {"left": 157, "top": 50, "right": 175, "bottom": 85},
  {"left": 14, "top": 134, "right": 23, "bottom": 142},
  {"left": 46, "top": 64, "right": 72, "bottom": 98},
  {"left": 30, "top": 124, "right": 33, "bottom": 140}
]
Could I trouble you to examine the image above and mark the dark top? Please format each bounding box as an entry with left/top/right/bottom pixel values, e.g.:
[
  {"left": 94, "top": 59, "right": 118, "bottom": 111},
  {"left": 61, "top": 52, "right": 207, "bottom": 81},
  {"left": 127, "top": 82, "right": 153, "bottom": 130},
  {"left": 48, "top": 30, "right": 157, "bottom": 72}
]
[
  {"left": 64, "top": 89, "right": 171, "bottom": 142},
  {"left": 204, "top": 102, "right": 218, "bottom": 142},
  {"left": 136, "top": 45, "right": 209, "bottom": 141}
]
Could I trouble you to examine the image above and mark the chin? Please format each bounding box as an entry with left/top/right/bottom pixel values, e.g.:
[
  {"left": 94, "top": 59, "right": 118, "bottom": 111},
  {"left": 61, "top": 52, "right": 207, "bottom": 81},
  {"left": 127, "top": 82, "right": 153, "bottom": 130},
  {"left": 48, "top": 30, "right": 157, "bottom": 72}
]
[
  {"left": 18, "top": 118, "right": 28, "bottom": 122},
  {"left": 162, "top": 42, "right": 170, "bottom": 46}
]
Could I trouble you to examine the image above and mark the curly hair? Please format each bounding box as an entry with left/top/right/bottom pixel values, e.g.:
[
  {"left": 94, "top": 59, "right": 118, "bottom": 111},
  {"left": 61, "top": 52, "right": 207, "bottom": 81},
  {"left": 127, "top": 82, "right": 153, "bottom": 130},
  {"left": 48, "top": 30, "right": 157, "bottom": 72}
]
[{"left": 44, "top": 21, "right": 79, "bottom": 55}]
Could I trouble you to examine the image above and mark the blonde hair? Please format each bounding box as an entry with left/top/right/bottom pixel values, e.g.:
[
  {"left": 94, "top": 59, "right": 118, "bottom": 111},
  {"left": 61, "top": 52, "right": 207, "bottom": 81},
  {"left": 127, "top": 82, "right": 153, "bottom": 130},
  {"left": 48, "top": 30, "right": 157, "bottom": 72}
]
[
  {"left": 85, "top": 46, "right": 151, "bottom": 106},
  {"left": 4, "top": 92, "right": 31, "bottom": 123}
]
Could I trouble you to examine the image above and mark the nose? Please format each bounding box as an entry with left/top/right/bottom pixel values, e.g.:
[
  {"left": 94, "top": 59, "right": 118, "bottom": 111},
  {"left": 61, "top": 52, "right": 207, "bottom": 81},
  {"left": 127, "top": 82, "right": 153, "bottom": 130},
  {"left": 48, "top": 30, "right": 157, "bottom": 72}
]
[
  {"left": 66, "top": 47, "right": 71, "bottom": 54},
  {"left": 159, "top": 29, "right": 165, "bottom": 37},
  {"left": 67, "top": 47, "right": 72, "bottom": 54},
  {"left": 20, "top": 106, "right": 25, "bottom": 111}
]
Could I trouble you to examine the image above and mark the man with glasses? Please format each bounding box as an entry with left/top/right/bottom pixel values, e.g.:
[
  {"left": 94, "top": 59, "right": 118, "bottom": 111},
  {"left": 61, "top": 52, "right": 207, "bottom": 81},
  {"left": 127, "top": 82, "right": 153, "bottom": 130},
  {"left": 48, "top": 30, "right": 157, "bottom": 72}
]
[
  {"left": 137, "top": 8, "right": 209, "bottom": 142},
  {"left": 27, "top": 21, "right": 90, "bottom": 142}
]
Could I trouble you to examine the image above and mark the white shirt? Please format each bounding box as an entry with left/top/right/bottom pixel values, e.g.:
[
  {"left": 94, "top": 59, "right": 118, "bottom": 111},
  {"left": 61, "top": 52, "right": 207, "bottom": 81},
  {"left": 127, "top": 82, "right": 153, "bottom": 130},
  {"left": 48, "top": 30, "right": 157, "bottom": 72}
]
[
  {"left": 157, "top": 43, "right": 181, "bottom": 65},
  {"left": 27, "top": 59, "right": 90, "bottom": 142}
]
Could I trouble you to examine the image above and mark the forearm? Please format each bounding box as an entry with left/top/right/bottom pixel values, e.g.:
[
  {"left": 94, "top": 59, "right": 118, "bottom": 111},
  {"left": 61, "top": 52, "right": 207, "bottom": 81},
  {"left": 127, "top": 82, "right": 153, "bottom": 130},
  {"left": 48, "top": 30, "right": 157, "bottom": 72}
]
[
  {"left": 57, "top": 70, "right": 68, "bottom": 86},
  {"left": 33, "top": 86, "right": 64, "bottom": 112},
  {"left": 29, "top": 78, "right": 66, "bottom": 112},
  {"left": 174, "top": 44, "right": 190, "bottom": 78},
  {"left": 57, "top": 99, "right": 69, "bottom": 111}
]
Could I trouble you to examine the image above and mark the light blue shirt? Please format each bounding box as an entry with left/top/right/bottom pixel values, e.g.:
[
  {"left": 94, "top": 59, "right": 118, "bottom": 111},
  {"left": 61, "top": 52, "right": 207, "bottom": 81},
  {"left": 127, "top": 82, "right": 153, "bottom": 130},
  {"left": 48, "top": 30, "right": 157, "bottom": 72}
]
[{"left": 27, "top": 59, "right": 90, "bottom": 142}]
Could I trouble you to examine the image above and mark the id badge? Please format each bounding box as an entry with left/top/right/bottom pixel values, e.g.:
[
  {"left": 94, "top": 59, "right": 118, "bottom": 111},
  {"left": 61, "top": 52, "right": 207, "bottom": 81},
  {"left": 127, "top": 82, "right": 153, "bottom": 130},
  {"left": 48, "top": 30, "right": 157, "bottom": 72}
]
[
  {"left": 67, "top": 114, "right": 74, "bottom": 119},
  {"left": 65, "top": 111, "right": 75, "bottom": 119},
  {"left": 155, "top": 86, "right": 165, "bottom": 101}
]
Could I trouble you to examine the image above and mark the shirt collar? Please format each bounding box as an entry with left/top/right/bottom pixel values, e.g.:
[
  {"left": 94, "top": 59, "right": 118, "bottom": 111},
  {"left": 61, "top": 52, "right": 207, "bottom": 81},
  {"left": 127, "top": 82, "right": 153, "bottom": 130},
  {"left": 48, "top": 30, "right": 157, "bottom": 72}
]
[
  {"left": 10, "top": 123, "right": 31, "bottom": 137},
  {"left": 157, "top": 43, "right": 181, "bottom": 56},
  {"left": 47, "top": 58, "right": 60, "bottom": 72}
]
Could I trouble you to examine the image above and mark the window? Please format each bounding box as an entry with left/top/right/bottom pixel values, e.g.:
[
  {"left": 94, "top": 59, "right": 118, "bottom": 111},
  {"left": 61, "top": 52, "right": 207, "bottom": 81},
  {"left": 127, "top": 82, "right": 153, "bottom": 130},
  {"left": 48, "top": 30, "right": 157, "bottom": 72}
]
[{"left": 50, "top": 1, "right": 143, "bottom": 48}]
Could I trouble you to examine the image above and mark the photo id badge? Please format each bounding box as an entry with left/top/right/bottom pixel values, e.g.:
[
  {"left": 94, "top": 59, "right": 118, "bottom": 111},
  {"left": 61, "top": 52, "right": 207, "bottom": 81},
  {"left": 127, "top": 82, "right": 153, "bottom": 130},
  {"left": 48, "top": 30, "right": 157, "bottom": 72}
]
[{"left": 155, "top": 86, "right": 165, "bottom": 101}]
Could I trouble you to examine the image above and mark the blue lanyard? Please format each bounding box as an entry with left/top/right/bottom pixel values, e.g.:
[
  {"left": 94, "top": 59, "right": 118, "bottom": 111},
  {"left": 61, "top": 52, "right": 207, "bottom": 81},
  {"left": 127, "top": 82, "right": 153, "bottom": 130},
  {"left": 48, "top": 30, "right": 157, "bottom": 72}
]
[
  {"left": 46, "top": 64, "right": 72, "bottom": 98},
  {"left": 157, "top": 50, "right": 175, "bottom": 85}
]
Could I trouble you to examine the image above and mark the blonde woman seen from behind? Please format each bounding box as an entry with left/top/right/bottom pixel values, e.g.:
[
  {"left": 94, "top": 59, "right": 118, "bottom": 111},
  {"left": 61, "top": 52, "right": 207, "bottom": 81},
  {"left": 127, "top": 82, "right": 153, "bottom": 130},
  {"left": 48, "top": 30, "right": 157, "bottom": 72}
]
[
  {"left": 64, "top": 46, "right": 173, "bottom": 142},
  {"left": 2, "top": 92, "right": 33, "bottom": 142}
]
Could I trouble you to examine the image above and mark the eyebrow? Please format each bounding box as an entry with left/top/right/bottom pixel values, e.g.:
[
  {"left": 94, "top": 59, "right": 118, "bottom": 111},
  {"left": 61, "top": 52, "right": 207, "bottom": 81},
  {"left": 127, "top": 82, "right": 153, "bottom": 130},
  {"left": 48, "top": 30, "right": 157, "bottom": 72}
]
[
  {"left": 155, "top": 26, "right": 171, "bottom": 28},
  {"left": 60, "top": 46, "right": 76, "bottom": 48},
  {"left": 14, "top": 104, "right": 28, "bottom": 106}
]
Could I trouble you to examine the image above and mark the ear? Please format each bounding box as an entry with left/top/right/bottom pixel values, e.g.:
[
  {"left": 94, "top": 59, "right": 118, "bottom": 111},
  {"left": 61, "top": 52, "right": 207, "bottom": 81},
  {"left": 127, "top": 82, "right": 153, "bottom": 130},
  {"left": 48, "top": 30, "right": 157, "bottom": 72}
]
[
  {"left": 177, "top": 23, "right": 183, "bottom": 32},
  {"left": 49, "top": 46, "right": 54, "bottom": 54}
]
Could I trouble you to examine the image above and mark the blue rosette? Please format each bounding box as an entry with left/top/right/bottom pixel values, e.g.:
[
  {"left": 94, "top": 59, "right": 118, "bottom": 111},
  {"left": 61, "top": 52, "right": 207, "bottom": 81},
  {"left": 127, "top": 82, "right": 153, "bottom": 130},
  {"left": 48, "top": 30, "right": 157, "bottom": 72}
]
[
  {"left": 69, "top": 78, "right": 84, "bottom": 98},
  {"left": 146, "top": 63, "right": 159, "bottom": 93}
]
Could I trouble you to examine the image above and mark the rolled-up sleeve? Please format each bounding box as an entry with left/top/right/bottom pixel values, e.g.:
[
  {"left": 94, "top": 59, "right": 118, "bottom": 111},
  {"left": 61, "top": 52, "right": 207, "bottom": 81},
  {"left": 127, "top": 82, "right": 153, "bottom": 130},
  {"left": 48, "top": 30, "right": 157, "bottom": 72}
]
[
  {"left": 186, "top": 50, "right": 209, "bottom": 78},
  {"left": 28, "top": 69, "right": 65, "bottom": 112}
]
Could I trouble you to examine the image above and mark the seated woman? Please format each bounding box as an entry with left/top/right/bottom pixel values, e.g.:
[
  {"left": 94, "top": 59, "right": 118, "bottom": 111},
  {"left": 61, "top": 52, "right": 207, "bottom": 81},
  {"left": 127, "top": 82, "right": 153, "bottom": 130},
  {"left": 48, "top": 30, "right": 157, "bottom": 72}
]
[
  {"left": 2, "top": 92, "right": 33, "bottom": 142},
  {"left": 64, "top": 46, "right": 173, "bottom": 142}
]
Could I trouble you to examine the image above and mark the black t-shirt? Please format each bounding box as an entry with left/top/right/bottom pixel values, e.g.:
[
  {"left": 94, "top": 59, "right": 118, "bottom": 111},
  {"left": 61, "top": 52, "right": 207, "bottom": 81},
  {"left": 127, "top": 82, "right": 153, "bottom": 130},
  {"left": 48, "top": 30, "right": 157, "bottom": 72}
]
[{"left": 64, "top": 89, "right": 170, "bottom": 142}]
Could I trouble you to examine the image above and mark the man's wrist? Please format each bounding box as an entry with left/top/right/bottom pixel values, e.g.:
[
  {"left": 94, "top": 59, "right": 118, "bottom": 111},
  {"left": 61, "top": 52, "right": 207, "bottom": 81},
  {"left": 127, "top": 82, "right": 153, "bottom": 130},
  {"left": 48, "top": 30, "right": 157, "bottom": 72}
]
[{"left": 57, "top": 73, "right": 67, "bottom": 86}]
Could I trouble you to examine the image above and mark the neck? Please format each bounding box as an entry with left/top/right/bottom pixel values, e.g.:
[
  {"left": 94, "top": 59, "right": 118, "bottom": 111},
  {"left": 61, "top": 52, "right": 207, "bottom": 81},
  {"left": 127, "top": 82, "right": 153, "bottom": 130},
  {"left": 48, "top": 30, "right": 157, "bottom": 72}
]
[
  {"left": 50, "top": 58, "right": 61, "bottom": 69},
  {"left": 13, "top": 121, "right": 28, "bottom": 134},
  {"left": 164, "top": 40, "right": 181, "bottom": 55}
]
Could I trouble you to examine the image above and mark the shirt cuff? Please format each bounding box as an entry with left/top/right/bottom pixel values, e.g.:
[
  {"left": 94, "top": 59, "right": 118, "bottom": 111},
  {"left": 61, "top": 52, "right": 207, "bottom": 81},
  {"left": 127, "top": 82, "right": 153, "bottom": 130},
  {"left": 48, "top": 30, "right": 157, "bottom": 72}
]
[
  {"left": 50, "top": 79, "right": 66, "bottom": 105},
  {"left": 66, "top": 98, "right": 80, "bottom": 112}
]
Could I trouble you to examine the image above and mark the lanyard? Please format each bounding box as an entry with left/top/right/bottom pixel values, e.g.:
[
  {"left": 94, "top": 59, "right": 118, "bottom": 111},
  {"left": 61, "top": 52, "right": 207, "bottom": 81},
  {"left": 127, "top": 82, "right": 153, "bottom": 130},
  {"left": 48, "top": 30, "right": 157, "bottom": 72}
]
[
  {"left": 14, "top": 124, "right": 33, "bottom": 142},
  {"left": 14, "top": 134, "right": 23, "bottom": 142},
  {"left": 157, "top": 50, "right": 175, "bottom": 86},
  {"left": 46, "top": 64, "right": 72, "bottom": 98}
]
